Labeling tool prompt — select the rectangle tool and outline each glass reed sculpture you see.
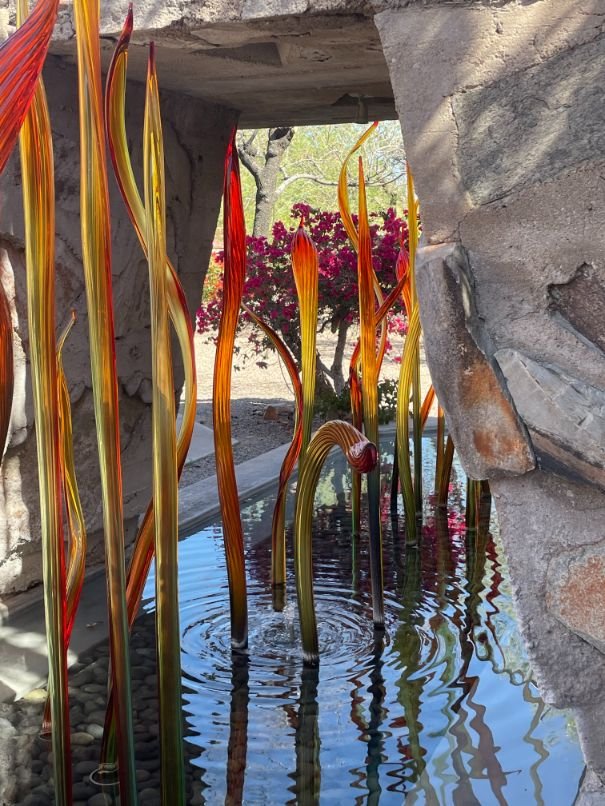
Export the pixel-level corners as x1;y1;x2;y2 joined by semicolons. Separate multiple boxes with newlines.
73;0;137;795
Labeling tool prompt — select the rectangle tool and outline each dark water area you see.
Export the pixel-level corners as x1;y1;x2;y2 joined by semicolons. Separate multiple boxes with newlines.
142;439;584;805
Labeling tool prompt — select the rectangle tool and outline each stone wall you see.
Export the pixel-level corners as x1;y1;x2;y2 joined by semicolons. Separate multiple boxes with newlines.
375;0;605;785
0;56;235;600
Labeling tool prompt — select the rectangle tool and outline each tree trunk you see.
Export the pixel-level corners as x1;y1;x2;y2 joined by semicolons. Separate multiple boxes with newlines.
238;127;295;238
330;320;349;394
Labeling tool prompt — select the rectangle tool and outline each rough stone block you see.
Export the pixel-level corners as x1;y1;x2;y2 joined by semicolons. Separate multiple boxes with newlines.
496;350;605;492
416;242;535;480
453;35;605;206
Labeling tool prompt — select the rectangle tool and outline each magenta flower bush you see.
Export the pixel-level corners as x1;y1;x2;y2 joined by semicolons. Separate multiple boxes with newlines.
197;204;409;392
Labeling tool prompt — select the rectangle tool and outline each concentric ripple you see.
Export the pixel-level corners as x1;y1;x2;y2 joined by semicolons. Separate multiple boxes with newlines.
140;438;584;804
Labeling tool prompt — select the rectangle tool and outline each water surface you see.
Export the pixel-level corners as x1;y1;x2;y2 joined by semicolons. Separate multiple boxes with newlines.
143;439;584;804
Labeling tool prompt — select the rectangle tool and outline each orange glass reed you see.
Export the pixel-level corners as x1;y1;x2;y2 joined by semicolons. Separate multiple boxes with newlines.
0;281;12;459
42;312;87;735
294;421;377;664
16;0;71;798
241;303;302;594
357;157;384;627
144;43;185;803
73;0;137;797
291;221;319;462
337;122;387;538
102;9;196;768
349;242;409;533
0;0;59;174
214;132;248;650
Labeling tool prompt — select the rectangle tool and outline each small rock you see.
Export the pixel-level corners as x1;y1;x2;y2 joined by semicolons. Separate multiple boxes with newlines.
139;787;161;806
21;795;51;806
72;732;94;746
87;710;108;724
86;723;105;740
23;689;48;703
73;781;96;800
136;769;151;783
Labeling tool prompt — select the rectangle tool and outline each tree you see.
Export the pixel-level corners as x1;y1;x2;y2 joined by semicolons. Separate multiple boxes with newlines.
237;122;406;237
237;127;295;237
197;204;408;394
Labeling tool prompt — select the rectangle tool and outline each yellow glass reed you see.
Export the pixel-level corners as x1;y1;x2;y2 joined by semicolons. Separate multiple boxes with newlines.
357;157;384;627
105;6;196;626
17;0;70;797
396;166;423;543
0;281;12;459
144;43;185;803
396;306;421;543
73;0;137;797
407;167;423;517
42;313;87;735
294;420;377;664
242;303;302;594
214;133;248;650
101;11;196;768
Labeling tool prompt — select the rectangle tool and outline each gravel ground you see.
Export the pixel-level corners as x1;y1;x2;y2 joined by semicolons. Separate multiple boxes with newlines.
0;612;206;806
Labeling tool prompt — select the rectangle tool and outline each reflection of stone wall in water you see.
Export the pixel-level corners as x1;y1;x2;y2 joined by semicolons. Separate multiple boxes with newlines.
1;0;604;791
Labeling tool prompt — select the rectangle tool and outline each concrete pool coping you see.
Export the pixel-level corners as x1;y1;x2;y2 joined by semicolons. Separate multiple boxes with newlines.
0;419;434;702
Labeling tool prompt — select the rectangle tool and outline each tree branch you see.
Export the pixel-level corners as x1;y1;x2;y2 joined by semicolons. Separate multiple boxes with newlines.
237;143;262;186
276;171;405;196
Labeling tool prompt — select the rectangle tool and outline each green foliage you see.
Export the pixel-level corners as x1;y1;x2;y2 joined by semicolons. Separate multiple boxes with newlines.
315;384;351;421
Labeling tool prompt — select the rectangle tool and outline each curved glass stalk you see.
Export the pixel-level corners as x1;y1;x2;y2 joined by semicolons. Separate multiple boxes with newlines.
357;158;384;627
42;312;87;736
0;282;12;459
144;43;185;803
242;303;302;596
73;0;137;797
214;131;248;650
294;420;377;664
16;0;70;797
0;0;59;174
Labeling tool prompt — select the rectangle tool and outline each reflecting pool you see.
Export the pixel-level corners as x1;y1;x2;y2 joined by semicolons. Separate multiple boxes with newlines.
143;438;584;804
